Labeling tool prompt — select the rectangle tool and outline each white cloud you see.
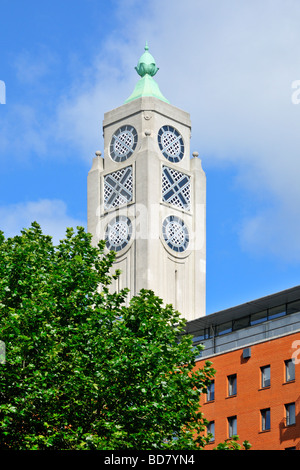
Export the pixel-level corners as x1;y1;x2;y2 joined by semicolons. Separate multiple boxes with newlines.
56;0;300;261
2;0;300;261
123;0;300;262
0;199;85;244
53;42;139;158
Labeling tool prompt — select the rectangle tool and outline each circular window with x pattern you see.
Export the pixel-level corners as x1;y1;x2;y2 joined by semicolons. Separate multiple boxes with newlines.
110;125;138;162
158;125;184;163
162;215;189;253
105;216;132;252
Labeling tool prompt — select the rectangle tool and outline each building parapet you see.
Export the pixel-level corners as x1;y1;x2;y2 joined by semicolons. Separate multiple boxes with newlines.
185;285;300;359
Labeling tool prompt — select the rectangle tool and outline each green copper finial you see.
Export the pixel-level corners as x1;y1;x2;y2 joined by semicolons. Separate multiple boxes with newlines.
124;43;169;104
135;42;159;78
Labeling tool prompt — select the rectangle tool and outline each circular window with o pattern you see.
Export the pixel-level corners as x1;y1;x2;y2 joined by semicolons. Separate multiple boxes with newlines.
105;216;132;252
162;215;189;253
110;125;138;162
158;125;184;163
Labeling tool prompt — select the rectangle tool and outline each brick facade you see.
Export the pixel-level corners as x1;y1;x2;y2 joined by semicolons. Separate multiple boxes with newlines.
196;332;300;450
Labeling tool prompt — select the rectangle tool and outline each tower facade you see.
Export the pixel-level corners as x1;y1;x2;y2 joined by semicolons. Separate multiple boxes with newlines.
88;45;206;321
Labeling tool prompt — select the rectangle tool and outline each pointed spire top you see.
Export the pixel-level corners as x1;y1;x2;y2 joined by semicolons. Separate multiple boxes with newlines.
124;43;169;104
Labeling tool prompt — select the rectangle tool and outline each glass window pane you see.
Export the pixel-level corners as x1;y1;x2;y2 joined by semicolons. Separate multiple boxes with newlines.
250;310;267;325
261;366;270;387
261;408;270;431
207;381;215;401
286;403;296;426
269;305;286;320
228;416;237;437
287;300;300;314
207;421;215;441
233;316;250;330
228;374;237;396
217;321;232;335
193;330;205;342
285;359;295;382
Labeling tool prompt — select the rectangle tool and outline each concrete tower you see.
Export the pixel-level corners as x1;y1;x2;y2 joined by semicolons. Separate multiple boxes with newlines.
88;45;206;321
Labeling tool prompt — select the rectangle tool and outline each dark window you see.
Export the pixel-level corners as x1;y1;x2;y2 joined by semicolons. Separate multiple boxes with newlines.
192;327;210;341
261;365;270;388
285;359;295;382
250;310;267;325
228;416;237;437
269;305;286;320
287;300;300;314
233;316;250;331
217;321;232;335
207;380;215;402
193;332;205;342
285;403;296;426
261;408;271;431
207;421;215;442
228;374;237;396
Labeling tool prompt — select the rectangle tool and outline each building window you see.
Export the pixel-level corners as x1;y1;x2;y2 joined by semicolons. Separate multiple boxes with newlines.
250;309;267;325
104;166;133;210
285;359;295;382
162;216;189;253
207;380;215;402
268;304;286;320
285;403;296;426
233;316;250;330
105;216;132;252
228;374;237;396
162;166;191;211
158;125;184;163
287;300;300;314
217;321;232;335
261;365;270;388
261;408;271;431
228;416;237;438
207;421;215;442
110;125;138;162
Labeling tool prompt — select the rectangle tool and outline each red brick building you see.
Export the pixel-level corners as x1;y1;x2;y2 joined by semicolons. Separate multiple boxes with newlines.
186;286;300;450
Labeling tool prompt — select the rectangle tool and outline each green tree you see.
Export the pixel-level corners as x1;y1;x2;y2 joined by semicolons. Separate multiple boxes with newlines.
214;435;252;450
0;222;215;449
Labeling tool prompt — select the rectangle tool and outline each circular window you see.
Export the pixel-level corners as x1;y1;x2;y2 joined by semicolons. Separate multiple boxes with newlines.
162;215;189;253
110;125;138;162
105;216;132;252
158;125;184;163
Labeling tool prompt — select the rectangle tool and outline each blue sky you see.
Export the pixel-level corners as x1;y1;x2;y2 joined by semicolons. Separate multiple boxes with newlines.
1;0;300;315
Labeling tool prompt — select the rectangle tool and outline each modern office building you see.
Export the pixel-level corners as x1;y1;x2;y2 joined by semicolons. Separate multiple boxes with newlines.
186;285;300;450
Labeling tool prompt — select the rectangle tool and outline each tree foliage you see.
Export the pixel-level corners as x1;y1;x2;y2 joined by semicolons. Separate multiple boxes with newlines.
213;435;251;450
0;222;218;450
